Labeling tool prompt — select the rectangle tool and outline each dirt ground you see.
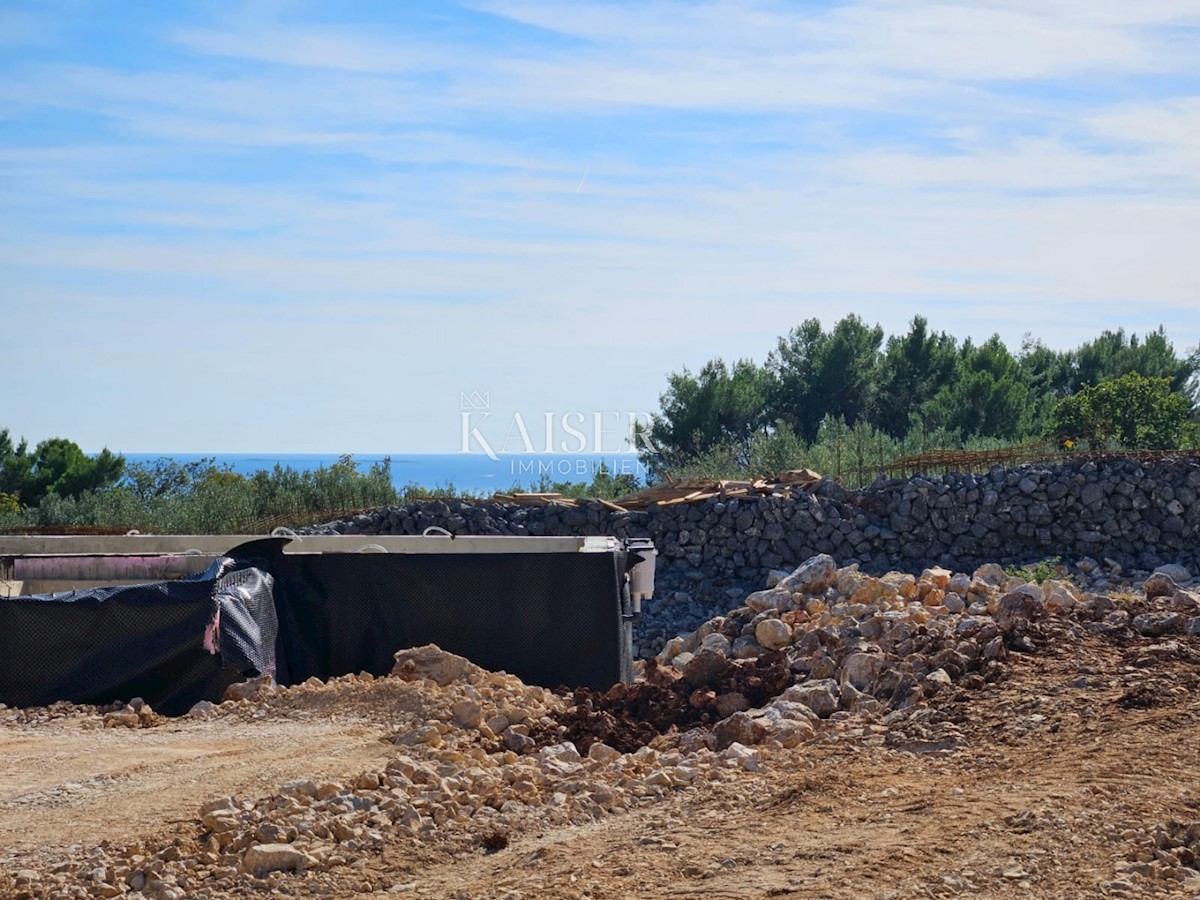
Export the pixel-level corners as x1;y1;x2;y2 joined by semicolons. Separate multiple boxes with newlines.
2;621;1199;900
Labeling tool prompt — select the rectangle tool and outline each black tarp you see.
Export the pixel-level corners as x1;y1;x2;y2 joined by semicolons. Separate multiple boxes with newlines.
226;538;628;691
0;558;277;715
0;538;631;713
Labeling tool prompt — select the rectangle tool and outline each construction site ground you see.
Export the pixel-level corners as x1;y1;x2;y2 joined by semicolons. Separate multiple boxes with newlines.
3;621;1199;899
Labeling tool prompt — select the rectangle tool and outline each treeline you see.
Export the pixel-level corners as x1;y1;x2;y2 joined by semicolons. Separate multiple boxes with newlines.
643;318;1200;481
0;432;642;532
0;439;403;532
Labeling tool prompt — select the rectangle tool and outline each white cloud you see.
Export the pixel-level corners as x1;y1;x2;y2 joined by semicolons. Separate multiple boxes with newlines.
1;0;1198;451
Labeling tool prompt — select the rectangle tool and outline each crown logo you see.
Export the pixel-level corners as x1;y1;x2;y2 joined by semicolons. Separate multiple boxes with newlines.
460;390;490;410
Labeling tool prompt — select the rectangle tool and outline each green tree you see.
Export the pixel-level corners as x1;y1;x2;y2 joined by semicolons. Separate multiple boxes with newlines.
1070;328;1198;399
870;315;959;438
0;430;124;506
1050;372;1195;450
767;315;884;442
927;336;1031;440
765;318;824;442
646;358;774;472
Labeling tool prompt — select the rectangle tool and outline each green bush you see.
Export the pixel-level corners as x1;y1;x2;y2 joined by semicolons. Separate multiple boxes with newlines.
0;454;400;534
1004;557;1064;585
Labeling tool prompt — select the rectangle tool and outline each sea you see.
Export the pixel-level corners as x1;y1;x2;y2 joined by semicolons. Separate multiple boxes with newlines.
122;452;649;496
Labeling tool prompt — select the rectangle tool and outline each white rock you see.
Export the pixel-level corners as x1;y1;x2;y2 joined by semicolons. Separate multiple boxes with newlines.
241;843;317;877
538;742;582;776
699;633;732;656
973;563;1008;586
187;700;216;718
778;554;838;594
1154;564;1192;584
765;569;791;588
722;742;761;771
755;618;792;651
587;741;621;763
839;652;882;692
391;645;478;686
452;699;483;728
781;679;839;719
746;589;790;612
941;593;966;613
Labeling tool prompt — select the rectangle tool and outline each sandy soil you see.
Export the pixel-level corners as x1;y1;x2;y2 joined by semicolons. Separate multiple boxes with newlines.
2;626;1199;898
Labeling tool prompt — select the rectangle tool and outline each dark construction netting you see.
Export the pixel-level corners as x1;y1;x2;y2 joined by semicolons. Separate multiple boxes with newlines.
0;539;631;713
226;539;628;691
0;558;277;716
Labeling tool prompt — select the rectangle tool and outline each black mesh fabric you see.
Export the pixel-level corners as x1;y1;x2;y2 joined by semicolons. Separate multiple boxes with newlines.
227;540;628;691
0;558;277;715
1;539;630;713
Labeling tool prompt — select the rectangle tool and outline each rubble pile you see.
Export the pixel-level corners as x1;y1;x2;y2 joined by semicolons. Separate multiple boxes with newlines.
2;555;1199;898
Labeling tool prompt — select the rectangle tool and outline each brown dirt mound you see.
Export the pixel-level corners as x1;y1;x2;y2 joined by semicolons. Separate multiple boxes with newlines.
533;653;793;753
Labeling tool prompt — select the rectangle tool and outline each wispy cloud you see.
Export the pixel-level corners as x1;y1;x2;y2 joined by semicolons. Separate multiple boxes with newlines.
1;1;1197;451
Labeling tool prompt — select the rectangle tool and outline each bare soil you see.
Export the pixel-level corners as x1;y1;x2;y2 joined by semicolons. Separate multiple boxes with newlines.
3;625;1200;898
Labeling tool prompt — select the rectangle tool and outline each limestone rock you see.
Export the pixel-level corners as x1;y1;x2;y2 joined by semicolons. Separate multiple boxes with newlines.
224;674;273;702
782;678;839;718
778;554;838;594
746;589;789;613
1144;572;1178;600
755;618;792;651
241;843;317;877
391;645;478;686
839;652;882;692
996;586;1045;631
1154;564;1192;584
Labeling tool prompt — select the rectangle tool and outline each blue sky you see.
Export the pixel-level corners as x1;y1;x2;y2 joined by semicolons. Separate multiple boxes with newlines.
2;1;1198;453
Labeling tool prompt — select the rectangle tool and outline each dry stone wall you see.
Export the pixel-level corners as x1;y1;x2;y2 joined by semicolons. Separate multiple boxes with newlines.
307;457;1200;654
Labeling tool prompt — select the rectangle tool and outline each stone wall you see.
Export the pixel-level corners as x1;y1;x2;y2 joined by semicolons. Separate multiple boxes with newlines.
310;457;1200;576
305;457;1200;654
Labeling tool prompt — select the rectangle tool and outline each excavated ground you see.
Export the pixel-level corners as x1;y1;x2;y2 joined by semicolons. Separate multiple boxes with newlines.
3;591;1200;898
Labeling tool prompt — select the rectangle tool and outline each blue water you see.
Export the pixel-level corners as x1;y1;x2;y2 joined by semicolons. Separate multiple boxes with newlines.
122;453;649;496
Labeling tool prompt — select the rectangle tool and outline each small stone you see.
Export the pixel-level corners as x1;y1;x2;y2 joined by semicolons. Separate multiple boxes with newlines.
839;653;882;692
1133;613;1183;637
926;668;952;686
996;587;1045;631
782;679;839;719
1153;563;1192;584
941;593;966;613
502;726;535;753
187;700;216;718
678;728;715;754
765;569;791;588
778;554;838;594
223;674;273;702
755;618;792;650
1144;572;1178;600
452;699;483;728
713;692;750;718
721;742;761;771
712;711;766;750
241;844;317;877
391;645;478;686
745;589;789;613
699;632;732;656
587;741;621;763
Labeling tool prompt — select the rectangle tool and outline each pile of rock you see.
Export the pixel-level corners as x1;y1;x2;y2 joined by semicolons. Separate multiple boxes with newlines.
631;555;1199;753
